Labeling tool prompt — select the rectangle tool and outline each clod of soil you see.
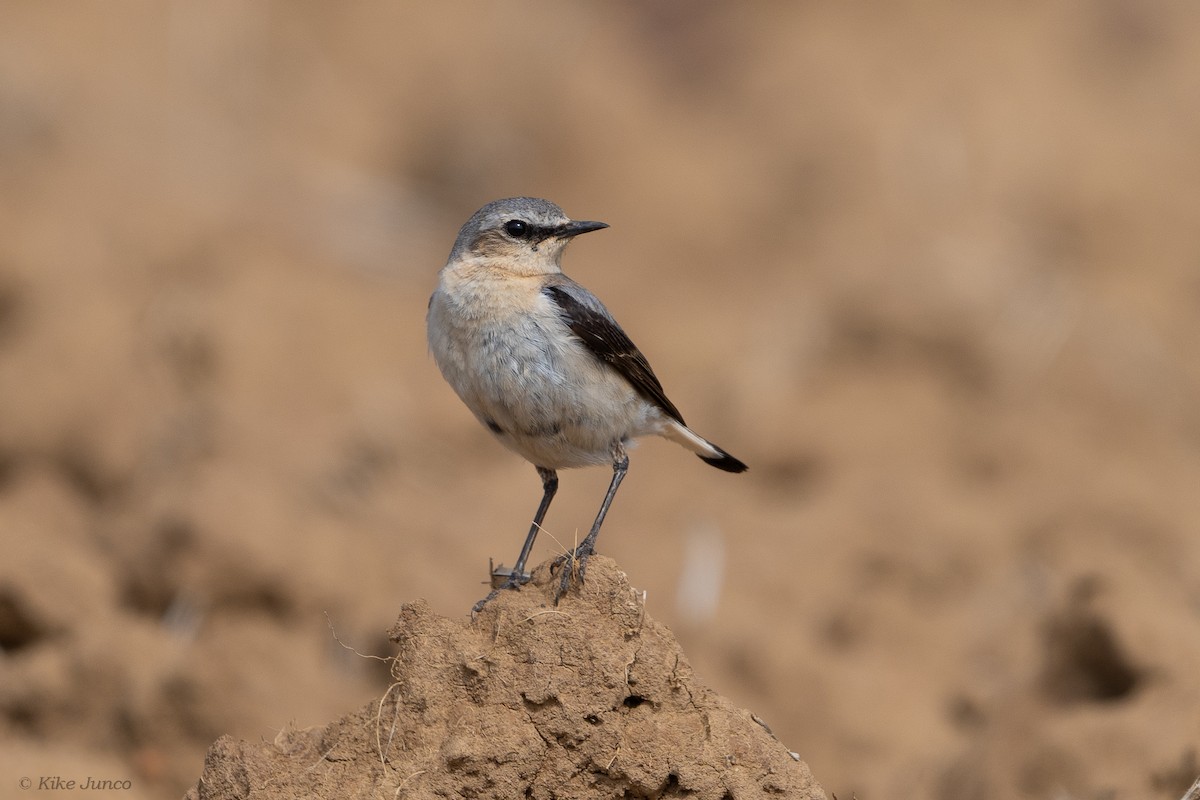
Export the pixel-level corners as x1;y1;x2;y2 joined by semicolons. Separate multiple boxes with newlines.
186;556;825;799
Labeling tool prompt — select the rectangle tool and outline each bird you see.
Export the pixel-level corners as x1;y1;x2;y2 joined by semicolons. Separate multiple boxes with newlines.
426;197;747;611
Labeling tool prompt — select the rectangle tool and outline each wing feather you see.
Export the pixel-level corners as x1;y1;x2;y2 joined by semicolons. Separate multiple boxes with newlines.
542;280;685;425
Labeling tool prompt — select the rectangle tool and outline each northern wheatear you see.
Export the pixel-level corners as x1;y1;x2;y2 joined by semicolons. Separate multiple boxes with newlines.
427;197;746;610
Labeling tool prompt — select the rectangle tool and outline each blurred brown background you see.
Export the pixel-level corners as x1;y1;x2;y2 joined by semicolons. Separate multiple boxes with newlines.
2;3;1199;799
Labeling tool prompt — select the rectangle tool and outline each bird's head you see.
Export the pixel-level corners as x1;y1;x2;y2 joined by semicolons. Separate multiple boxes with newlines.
447;197;608;276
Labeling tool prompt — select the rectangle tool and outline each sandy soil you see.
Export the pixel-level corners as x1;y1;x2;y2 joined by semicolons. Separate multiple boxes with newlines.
187;557;824;799
2;4;1199;799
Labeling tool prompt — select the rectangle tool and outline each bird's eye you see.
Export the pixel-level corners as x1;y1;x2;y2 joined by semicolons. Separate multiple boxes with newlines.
504;220;530;238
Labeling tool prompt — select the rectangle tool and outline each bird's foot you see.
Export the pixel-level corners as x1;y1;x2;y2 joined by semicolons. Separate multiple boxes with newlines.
489;560;533;589
471;562;533;617
552;543;595;603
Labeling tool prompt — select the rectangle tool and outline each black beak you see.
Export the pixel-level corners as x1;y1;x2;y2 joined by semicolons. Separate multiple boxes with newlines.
556;220;609;238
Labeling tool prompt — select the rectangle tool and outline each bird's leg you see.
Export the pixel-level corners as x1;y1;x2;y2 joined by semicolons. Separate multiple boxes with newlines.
473;467;558;615
506;466;558;583
556;444;629;601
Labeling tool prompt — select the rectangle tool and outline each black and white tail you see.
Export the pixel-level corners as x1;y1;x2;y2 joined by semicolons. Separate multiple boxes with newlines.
663;420;748;474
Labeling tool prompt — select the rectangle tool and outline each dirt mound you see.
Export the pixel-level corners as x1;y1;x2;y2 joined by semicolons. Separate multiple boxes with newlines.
186;556;824;799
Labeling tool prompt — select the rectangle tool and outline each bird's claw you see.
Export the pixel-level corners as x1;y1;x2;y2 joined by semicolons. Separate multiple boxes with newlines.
488;560;532;589
471;563;534;617
552;545;594;603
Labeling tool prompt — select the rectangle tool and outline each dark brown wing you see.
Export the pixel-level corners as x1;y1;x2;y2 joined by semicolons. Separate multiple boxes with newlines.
543;281;685;425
